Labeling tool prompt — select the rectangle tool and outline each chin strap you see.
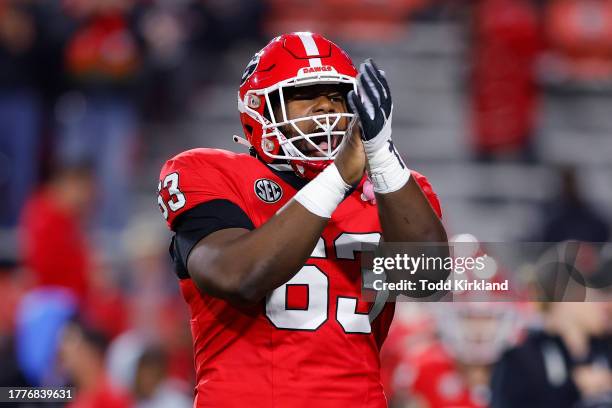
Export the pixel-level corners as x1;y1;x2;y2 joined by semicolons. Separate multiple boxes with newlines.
232;135;252;148
233;135;259;157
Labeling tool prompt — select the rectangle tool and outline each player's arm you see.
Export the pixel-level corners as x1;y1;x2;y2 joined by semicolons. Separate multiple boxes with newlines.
177;141;364;306
186;203;324;305
374;176;446;243
348;59;447;244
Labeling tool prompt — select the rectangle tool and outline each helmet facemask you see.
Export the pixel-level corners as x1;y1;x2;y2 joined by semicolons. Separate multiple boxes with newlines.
241;75;358;168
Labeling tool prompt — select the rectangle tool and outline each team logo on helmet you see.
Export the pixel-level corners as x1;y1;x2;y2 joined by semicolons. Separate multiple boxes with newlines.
240;51;262;86
254;178;283;203
299;65;334;75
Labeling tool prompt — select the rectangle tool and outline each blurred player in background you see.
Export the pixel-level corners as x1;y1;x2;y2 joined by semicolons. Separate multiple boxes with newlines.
491;246;612;408
157;32;447;407
384;303;524;408
491;300;612;408
420;301;525;408
58;318;132;408
20;162;96;303
383;281;528;407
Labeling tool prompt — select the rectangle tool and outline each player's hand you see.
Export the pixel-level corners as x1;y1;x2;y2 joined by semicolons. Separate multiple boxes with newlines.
348;59;392;151
573;365;612;397
334;123;365;186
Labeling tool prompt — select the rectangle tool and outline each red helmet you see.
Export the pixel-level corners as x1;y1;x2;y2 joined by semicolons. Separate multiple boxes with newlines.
238;32;358;179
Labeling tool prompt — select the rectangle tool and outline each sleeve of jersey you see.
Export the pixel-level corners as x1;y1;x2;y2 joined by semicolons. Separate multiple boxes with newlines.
159;152;255;278
411;170;443;219
158;152;251;230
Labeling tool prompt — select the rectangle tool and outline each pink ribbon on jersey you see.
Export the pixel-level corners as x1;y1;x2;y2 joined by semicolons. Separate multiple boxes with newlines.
361;179;376;205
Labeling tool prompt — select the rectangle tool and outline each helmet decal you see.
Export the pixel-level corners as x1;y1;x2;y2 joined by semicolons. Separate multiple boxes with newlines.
296;31;323;66
240;51;261;86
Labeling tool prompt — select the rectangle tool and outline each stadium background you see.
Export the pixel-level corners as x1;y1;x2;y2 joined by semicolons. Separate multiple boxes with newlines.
1;0;611;406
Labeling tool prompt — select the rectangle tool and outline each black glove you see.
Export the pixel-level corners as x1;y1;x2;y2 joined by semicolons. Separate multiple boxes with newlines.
348;58;409;194
348;58;392;148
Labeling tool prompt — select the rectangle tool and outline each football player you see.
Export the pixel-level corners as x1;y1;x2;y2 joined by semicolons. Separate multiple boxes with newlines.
157;32;447;407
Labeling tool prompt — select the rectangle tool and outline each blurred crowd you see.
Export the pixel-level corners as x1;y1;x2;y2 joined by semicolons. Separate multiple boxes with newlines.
0;0;268;235
382;299;612;408
1;0;612;407
1;0;268;406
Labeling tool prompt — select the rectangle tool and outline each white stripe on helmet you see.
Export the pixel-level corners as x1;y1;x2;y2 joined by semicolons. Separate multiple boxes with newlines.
296;32;322;67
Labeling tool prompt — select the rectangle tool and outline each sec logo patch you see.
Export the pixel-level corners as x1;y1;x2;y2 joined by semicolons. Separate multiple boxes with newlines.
254;179;283;203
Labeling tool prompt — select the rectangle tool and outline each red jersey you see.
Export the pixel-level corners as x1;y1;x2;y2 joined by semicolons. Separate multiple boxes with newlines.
20;189;90;301
394;341;487;408
158;148;441;408
67;377;132;408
